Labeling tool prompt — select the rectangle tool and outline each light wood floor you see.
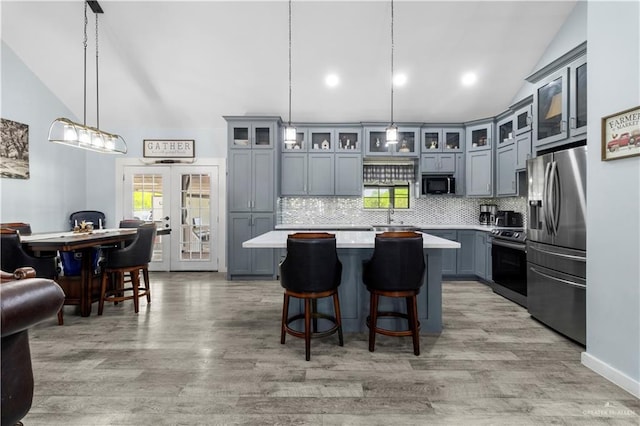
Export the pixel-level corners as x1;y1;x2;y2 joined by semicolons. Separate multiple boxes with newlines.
24;273;639;425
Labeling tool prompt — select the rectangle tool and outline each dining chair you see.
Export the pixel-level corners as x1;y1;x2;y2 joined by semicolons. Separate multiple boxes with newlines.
98;223;156;315
362;231;426;355
69;210;106;229
280;232;343;361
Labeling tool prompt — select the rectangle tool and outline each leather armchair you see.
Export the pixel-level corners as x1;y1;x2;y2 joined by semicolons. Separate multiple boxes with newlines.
1;267;65;426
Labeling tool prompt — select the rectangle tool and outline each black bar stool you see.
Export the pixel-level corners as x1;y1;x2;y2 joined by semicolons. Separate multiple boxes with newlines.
363;231;426;355
280;232;343;361
98;223;156;315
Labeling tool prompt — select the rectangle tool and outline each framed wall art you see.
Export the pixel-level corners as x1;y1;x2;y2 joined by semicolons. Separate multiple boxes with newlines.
0;118;30;179
601;105;640;161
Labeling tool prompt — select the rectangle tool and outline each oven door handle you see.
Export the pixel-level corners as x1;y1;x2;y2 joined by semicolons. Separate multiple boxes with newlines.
491;239;526;252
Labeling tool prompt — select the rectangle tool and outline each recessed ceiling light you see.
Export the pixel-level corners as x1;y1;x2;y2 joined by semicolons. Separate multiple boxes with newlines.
461;72;477;87
393;73;407;87
325;73;339;88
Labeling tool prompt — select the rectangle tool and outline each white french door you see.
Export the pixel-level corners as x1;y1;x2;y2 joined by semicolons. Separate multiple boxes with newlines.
122;165;219;271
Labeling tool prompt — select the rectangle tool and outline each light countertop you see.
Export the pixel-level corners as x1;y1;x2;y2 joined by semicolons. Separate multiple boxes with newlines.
243;230;461;249
275;223;501;232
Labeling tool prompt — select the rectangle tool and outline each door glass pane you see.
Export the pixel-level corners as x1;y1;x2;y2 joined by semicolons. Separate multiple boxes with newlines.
575;63;587;128
471;128;488;147
537;76;563;140
131;173;164;262
499;121;513;144
444;132;460;150
180;173;211;261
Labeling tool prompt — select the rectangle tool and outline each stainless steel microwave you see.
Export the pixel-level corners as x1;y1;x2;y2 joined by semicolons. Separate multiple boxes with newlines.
422;175;456;195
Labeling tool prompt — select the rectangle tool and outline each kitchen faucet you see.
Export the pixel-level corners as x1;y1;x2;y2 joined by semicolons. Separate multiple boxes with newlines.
387;202;395;225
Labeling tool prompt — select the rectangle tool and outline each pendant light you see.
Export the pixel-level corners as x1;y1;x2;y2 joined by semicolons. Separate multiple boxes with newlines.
48;1;126;154
385;0;398;145
283;0;297;146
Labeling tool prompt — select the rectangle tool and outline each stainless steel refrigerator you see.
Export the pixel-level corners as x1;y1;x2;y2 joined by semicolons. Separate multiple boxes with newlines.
527;145;587;345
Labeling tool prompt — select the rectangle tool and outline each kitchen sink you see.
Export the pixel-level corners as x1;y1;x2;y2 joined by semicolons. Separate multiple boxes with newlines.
370;225;418;232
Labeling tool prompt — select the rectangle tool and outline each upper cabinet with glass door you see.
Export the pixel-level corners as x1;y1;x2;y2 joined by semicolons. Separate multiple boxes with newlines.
228;119;277;149
569;56;587;138
465;120;493;152
336;127;362;153
530;44;587;149
364;125;419;157
422;127;464;153
281;127;308;152
496;114;515;148
308;128;335;152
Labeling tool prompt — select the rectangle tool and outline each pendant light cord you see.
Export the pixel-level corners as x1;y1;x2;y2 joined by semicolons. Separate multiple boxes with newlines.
83;1;88;126
288;0;292;126
95;12;100;130
390;0;394;125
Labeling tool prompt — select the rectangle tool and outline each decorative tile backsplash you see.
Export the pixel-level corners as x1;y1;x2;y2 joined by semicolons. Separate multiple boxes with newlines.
279;196;527;226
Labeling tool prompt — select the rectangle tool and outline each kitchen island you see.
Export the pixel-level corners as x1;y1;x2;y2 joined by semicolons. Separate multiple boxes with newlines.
243;230;460;334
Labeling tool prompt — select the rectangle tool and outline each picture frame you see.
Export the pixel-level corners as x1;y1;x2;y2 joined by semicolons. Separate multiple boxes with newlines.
0;118;30;179
143;139;195;158
601;105;640;161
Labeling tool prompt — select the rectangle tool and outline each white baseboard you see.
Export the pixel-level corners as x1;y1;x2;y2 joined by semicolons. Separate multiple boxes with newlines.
581;351;640;398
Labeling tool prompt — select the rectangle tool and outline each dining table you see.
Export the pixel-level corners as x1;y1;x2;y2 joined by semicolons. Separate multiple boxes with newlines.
20;228;169;317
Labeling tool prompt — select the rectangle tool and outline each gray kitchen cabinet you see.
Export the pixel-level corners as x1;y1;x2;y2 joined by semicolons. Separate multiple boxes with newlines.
425;230;458;276
226;116;279;279
228;213;275;277
229;150;275;211
456;230;476;275
496;144;517;196
421;127;464;152
454;153;465;195
496;114;515;149
420;153;455;174
308;154;335;195
466;121;493;152
530;45;586;149
474;231;488;279
227;120;276;149
514;102;533;136
335;153;362;196
515;132;532;171
281;153;307;195
465;150;493;197
280;153;335;196
364;125;420;157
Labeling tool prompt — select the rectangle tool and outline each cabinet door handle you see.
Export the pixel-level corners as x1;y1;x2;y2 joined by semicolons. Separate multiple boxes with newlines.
561;120;567;132
570;117;576;129
527;115;532;126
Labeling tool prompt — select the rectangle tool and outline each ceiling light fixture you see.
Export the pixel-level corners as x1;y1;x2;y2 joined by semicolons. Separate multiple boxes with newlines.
461;71;477;87
283;0;297;147
385;0;398;145
325;73;339;88
48;1;126;154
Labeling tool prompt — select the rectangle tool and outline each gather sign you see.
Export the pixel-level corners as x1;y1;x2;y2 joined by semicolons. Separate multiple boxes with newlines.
143;139;195;158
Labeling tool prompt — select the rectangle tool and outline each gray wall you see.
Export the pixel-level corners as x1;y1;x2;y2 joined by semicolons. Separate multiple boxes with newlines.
1;42;86;231
585;0;640;393
1;42;227;229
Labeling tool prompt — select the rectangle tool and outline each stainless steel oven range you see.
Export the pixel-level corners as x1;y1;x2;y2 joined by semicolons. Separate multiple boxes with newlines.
490;228;527;308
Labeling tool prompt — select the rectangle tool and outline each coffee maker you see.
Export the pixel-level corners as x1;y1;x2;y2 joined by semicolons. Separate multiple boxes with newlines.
479;204;497;225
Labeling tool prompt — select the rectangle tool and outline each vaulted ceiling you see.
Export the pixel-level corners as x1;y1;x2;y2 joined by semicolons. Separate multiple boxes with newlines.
2;1;577;130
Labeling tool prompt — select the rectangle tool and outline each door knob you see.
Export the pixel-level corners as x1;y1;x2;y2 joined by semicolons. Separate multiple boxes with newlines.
164;216;169;220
